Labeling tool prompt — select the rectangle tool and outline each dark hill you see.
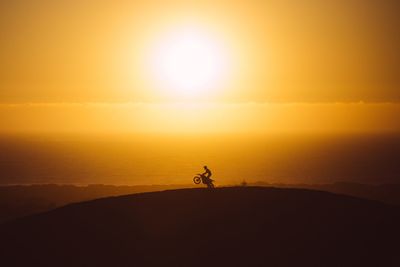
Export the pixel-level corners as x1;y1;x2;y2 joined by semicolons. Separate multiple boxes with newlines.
0;187;399;267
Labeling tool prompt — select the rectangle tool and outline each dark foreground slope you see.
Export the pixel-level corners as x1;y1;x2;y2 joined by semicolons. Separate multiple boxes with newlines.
0;187;399;267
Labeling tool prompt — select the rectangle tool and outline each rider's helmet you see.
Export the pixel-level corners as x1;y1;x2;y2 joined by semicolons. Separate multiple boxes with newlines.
203;165;208;169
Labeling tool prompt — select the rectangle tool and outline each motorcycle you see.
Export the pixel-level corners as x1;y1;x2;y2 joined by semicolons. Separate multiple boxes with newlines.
193;173;215;188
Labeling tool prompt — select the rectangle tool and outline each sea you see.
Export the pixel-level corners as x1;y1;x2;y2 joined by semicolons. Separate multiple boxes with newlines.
0;133;399;185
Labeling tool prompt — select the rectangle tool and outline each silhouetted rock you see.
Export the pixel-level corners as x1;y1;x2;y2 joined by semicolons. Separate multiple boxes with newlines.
0;187;399;267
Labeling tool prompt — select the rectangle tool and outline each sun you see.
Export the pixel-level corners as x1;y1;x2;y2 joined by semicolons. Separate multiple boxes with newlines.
148;26;230;98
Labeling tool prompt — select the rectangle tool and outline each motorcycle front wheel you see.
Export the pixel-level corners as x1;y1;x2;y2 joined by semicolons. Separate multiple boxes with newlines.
193;176;202;184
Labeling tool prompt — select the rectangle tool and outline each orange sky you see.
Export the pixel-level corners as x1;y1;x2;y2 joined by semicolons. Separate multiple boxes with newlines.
0;0;399;133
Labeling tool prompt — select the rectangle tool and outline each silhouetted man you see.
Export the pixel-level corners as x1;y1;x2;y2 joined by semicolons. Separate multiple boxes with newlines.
202;166;212;181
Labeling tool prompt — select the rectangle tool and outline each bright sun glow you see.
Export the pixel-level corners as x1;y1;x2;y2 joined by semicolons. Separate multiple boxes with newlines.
148;26;230;98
